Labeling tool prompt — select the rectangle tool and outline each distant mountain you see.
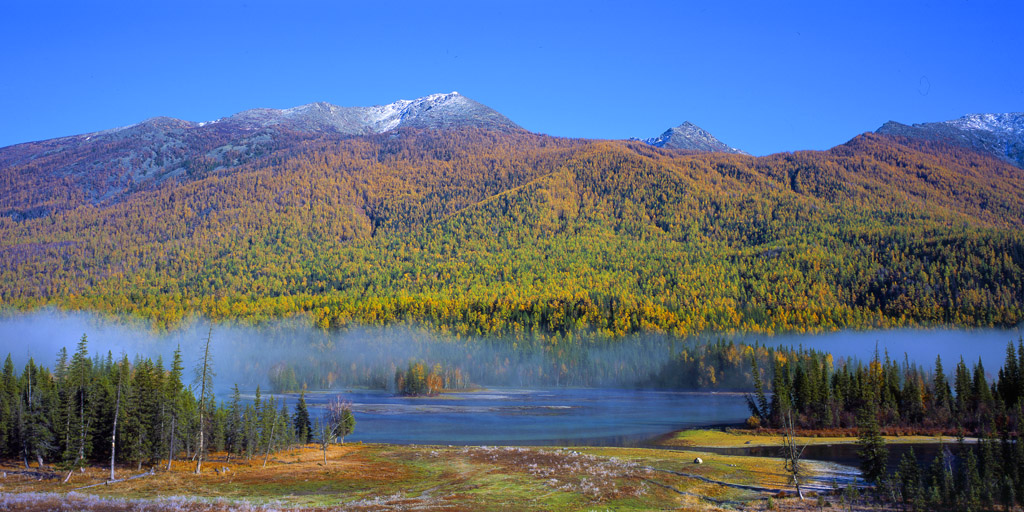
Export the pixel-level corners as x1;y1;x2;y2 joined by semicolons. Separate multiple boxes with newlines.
0;93;522;218
3;93;1024;337
876;112;1024;168
3;122;1024;335
640;122;746;154
212;92;521;134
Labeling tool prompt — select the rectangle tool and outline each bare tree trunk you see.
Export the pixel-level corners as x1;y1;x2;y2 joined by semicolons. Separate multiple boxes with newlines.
195;329;212;475
24;370;32;469
110;377;122;481
322;424;329;465
262;418;277;469
782;410;806;500
166;417;175;471
64;411;71;462
77;392;86;464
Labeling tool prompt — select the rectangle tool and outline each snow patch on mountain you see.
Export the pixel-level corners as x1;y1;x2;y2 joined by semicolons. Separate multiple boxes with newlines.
877;112;1024;168
214;92;519;134
641;121;746;154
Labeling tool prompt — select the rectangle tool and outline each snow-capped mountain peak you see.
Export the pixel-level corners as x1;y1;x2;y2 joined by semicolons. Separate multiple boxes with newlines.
877;112;1024;168
944;113;1024;134
214;91;515;135
641;121;746;154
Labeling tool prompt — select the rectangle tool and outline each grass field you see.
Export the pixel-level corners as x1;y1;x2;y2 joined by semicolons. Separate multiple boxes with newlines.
0;441;866;511
660;428;963;449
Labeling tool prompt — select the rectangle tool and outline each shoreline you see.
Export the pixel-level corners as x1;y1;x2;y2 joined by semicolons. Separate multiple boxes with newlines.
656;427;976;449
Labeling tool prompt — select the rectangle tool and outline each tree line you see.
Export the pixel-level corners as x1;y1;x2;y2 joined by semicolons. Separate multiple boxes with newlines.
0;334;353;473
750;339;1024;510
747;339;1024;435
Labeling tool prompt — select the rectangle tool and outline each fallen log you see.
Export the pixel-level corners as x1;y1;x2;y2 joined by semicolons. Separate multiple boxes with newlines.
72;468;156;491
1;470;60;480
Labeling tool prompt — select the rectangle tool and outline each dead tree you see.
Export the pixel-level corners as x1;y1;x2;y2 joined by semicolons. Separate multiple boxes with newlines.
781;410;807;500
262;416;277;469
194;329;214;475
110;363;123;481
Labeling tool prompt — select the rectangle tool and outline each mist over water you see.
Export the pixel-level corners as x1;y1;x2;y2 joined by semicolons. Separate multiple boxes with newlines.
1;310;1020;394
3;310;1022;445
0;310;686;393
738;327;1024;375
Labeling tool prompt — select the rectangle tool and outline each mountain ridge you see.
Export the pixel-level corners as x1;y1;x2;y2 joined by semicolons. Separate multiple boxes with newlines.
876;112;1024;168
207;91;522;134
1;125;1022;333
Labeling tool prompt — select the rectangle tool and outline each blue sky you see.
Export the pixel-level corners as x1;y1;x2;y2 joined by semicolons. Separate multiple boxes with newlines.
2;1;1022;155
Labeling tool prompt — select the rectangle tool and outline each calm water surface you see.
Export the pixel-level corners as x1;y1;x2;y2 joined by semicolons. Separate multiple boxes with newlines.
692;441;966;471
289;388;751;446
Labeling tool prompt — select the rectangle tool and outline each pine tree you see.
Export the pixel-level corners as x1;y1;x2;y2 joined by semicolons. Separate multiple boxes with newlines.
258;394;276;456
65;334;93;466
164;345;184;470
969;359;994;429
338;407;356;444
227;384;243;459
954;357;972;421
1014;428;1024;511
23;359;55;469
277;400;292;449
770;359;792;425
932;355;952;422
979;436;998;509
210;399;227;454
293;389;312;444
0;355;16;457
961;448;981;510
1018;338;1024;408
896;448;921;509
857;403;888;483
246;386;262;458
121;357;146;470
998;341;1021;408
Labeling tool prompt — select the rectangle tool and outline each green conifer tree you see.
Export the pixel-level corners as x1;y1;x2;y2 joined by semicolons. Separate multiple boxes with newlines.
293;389;312;444
64;334;93;466
857;403;888;483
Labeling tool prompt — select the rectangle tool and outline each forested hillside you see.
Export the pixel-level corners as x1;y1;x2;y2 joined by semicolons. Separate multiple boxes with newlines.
1;127;1022;336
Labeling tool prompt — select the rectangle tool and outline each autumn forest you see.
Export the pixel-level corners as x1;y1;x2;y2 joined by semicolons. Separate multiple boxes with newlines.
0;128;1021;344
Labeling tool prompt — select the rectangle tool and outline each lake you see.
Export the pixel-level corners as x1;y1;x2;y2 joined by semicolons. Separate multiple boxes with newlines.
2;312;1020;448
690;441;965;471
286;387;751;446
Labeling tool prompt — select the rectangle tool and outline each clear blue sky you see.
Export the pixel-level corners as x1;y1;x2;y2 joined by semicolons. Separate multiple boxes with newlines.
2;1;1022;155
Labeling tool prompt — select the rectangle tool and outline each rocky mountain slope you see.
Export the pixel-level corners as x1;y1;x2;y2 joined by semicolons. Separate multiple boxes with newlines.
0;93;521;219
877;112;1024;168
211;91;520;134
